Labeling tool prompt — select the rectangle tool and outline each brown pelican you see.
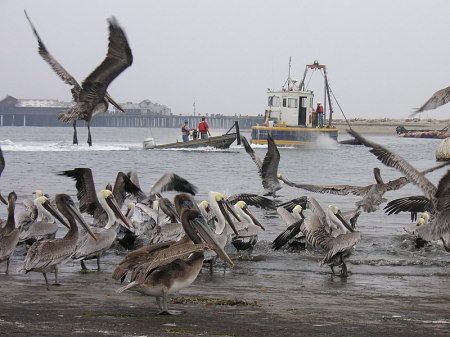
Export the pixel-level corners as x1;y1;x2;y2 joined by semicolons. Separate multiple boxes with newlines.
411;86;450;115
230;200;266;252
148;172;198;202
114;208;233;315
403;212;433;248
25;11;132;146
0;192;19;274
279;161;450;213
72;189;133;271
241;134;282;197
19;196;63;245
348;129;450;251
300;197;361;276
59;168;143;227
18;194;97;288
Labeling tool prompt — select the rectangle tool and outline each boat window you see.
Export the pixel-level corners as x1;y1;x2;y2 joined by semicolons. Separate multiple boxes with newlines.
268;96;280;107
288;98;298;108
283;98;287;107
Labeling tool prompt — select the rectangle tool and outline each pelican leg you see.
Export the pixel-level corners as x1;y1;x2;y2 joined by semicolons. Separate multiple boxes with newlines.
330;265;335;275
157;289;181;315
97;256;101;271
43;272;50;290
72;121;78;145
53;266;60;285
87;122;92;147
5;258;10;275
80;260;88;270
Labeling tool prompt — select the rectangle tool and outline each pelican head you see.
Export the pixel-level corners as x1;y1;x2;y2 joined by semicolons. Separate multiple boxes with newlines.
329;205;354;233
293;204;303;214
33;190;44;197
420;212;430;223
125;202;135;217
34;195;69;228
235;200;265;230
98;189;133;231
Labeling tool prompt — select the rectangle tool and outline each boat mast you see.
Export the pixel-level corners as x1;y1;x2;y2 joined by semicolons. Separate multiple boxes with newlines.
283;56;292;90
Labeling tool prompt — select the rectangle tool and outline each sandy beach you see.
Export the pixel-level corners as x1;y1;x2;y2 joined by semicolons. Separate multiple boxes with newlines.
1;251;449;337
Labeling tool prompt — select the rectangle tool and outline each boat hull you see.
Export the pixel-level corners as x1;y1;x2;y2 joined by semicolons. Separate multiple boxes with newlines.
143;133;237;150
251;125;338;146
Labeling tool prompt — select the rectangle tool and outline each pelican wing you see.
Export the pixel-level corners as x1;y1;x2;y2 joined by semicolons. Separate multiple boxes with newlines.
150;172;198;198
78;17;133;104
59;168;104;220
24;11;81;98
306;197;328;226
347;129;437;200
434;169;450;212
261;134;281;191
228;193;275;209
277;196;308;212
280;175;369;196
321;232;361;265
0;146;4;178
72;228;116;260
384;195;433;215
112;171;146;209
112;241;175;281
272;219;303;250
300;214;330;248
412;86;450;114
241;136;262;171
21;239;74;272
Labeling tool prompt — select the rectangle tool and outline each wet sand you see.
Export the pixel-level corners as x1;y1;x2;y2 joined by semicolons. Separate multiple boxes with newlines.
1;253;449;337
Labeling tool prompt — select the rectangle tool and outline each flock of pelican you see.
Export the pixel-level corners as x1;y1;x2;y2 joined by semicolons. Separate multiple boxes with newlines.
1;12;449;316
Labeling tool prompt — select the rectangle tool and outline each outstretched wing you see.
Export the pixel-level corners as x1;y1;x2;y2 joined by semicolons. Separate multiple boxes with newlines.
150;172;198;198
241;136;262;172
261;134;280;190
24;10;81;99
78;17;133;104
412;86;450;114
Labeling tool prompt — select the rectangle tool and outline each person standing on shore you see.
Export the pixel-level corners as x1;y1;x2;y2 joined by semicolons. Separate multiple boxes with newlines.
198;117;211;139
181;119;196;142
316;102;324;128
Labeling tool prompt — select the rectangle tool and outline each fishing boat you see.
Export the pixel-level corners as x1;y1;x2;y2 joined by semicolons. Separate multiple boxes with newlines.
251;60;339;146
396;125;450;139
143;121;240;150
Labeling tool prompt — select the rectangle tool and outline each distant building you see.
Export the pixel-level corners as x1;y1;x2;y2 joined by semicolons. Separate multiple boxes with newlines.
0;95;171;116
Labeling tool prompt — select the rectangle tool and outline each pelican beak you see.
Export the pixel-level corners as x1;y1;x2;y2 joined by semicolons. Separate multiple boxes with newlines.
242;206;265;230
217;199;239;235
66;201;97;240
42;199;70;229
105;92;124;112
0;193;7;205
183;209;233;266
334;209;354;233
105;194;133;231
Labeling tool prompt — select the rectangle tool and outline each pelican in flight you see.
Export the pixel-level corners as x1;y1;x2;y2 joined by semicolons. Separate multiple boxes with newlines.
241;134;282;197
0;192;19;274
410;86;450;115
25;11;133;146
18;194;97;288
348;129;450;252
279;161;450;213
114;208;233;315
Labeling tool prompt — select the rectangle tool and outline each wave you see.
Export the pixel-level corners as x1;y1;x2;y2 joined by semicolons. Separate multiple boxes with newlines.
0;142;134;152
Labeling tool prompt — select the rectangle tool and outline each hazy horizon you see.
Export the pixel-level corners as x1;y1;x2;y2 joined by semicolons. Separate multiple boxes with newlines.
1;0;449;120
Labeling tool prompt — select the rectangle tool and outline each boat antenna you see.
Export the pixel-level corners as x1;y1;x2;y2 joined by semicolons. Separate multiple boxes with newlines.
193;98;196;116
283;57;292;90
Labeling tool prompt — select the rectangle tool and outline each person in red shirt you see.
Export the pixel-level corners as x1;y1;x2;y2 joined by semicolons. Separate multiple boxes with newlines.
316;102;324;128
198;117;211;139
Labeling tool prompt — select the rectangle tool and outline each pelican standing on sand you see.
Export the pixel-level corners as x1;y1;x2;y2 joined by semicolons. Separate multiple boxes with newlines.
348;129;450;252
18;194;97;288
25;11;133;146
0;192;19;274
114;208;233;315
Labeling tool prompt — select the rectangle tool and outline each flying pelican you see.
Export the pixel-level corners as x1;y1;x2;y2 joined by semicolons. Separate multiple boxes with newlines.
72;189;133;271
59;168;144;227
230;200;266;252
410;86;450;115
348;129;450;251
114;208;233;315
147;172;198;202
19;196;64;245
25;11;133;146
279;161;450;213
241;134;282;197
18;194;97;288
0;192;19;274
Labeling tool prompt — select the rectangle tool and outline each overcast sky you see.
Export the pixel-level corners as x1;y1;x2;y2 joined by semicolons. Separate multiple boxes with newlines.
1;0;449;120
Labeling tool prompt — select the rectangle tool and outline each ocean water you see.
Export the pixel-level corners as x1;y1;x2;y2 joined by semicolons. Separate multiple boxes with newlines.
0;126;449;299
